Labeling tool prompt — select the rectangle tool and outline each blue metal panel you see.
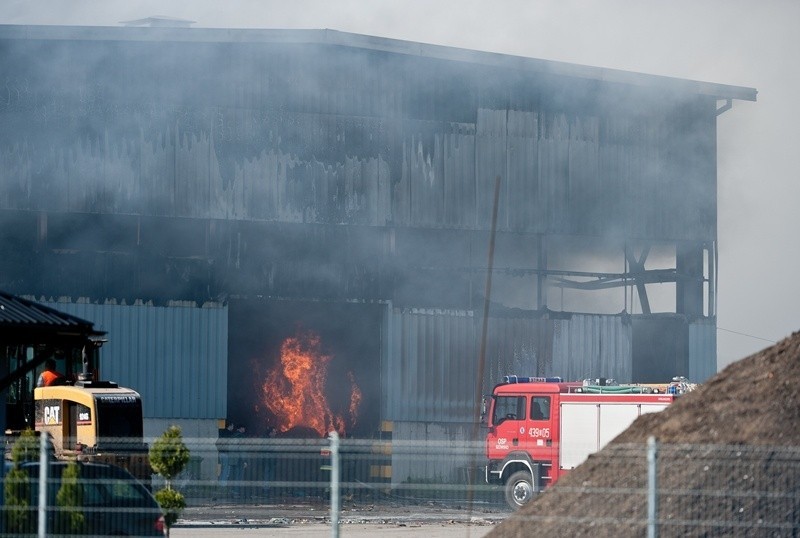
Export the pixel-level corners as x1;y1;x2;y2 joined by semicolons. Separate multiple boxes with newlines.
483;314;631;386
484;316;553;389
689;319;717;382
551;314;632;382
43;300;228;420
385;308;711;428
387;308;476;423
389;309;635;423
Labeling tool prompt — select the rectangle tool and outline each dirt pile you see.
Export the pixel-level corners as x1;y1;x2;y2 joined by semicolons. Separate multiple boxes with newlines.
488;331;800;537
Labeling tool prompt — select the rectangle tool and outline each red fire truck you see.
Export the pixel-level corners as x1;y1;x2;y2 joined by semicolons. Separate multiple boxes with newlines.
485;376;691;509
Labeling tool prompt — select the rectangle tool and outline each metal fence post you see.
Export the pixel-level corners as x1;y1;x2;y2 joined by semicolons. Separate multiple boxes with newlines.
647;436;658;538
329;431;340;538
38;433;48;538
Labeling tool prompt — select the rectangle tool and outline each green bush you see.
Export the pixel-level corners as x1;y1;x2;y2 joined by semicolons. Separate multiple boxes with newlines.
9;428;39;464
149;425;190;485
150;425;190;535
154;487;186;528
2;429;39;534
54;460;85;534
3;465;33;534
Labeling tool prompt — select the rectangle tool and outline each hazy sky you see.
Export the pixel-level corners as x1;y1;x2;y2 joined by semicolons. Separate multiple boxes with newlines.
3;0;798;370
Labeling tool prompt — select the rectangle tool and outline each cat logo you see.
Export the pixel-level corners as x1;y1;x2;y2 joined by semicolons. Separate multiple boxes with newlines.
43;405;61;425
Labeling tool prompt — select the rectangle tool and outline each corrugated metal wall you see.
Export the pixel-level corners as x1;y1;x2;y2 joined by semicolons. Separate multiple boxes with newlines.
0;30;724;439
391;421;474;485
42;300;228;420
0;108;713;242
387;308;637;424
385;308;643;485
386;308;477;423
0;34;717;242
551;315;633;382
484;314;632;386
689;318;717;382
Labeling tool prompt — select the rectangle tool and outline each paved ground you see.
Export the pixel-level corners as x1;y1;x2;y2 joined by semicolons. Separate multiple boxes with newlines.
172;523;494;537
172;498;505;537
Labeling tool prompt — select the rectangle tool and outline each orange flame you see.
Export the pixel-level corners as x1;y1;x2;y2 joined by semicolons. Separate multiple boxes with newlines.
262;330;361;437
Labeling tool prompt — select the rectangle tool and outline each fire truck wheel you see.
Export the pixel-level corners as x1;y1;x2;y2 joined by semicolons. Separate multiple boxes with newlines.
504;470;535;510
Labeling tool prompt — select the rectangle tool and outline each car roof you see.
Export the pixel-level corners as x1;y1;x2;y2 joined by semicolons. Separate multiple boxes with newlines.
11;460;140;480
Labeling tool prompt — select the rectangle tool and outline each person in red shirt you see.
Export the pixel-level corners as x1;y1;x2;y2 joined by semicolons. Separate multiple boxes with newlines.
37;358;65;387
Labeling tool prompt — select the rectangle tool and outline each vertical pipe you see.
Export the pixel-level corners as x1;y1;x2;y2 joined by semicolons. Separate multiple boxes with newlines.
624;242;628;313
466;175;502;535
38;433;48;538
647;436;658;538
329;431;340;538
474;175;501;427
711;240;718;318
537;234;547;311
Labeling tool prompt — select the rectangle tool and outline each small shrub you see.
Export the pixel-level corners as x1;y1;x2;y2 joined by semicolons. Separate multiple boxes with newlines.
149;425;190;485
3;429;39;534
150;425;190;536
9;428;39;464
54;460;85;534
154;488;186;528
3;465;33;534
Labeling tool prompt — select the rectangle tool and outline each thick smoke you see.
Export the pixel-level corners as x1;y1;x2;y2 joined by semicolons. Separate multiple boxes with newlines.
0;10;766;404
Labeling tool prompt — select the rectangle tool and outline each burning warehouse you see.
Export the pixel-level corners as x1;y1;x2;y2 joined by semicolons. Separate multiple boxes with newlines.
0;24;755;483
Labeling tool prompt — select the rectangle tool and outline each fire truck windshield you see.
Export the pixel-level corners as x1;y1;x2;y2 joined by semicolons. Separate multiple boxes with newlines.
493;395;526;424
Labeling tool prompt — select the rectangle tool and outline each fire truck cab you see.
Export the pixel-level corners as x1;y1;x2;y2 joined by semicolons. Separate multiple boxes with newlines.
485;376;684;509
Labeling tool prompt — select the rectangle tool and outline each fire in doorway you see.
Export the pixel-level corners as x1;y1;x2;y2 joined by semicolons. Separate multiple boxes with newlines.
260;328;362;437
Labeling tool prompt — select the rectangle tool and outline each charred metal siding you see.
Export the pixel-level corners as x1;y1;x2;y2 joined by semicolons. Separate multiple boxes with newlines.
0;108;717;240
40;300;227;420
0;26;753;434
483;314;632;387
0;28;721;241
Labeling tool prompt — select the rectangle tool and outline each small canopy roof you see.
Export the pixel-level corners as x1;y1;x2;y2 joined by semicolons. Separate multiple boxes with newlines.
0;291;105;394
0;291;105;342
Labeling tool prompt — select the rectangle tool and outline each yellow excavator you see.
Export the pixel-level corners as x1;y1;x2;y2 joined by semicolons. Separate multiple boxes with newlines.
1;293;151;486
34;379;151;486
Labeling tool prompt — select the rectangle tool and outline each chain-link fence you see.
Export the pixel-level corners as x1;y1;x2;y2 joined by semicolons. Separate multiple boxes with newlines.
168;435;494;505
502;441;800;537
2;435;800;536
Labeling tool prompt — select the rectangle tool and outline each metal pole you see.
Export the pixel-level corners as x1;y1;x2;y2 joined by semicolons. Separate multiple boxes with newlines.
467;175;502;521
647;436;658;538
474;175;502;428
38;433;48;538
329;431;340;538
